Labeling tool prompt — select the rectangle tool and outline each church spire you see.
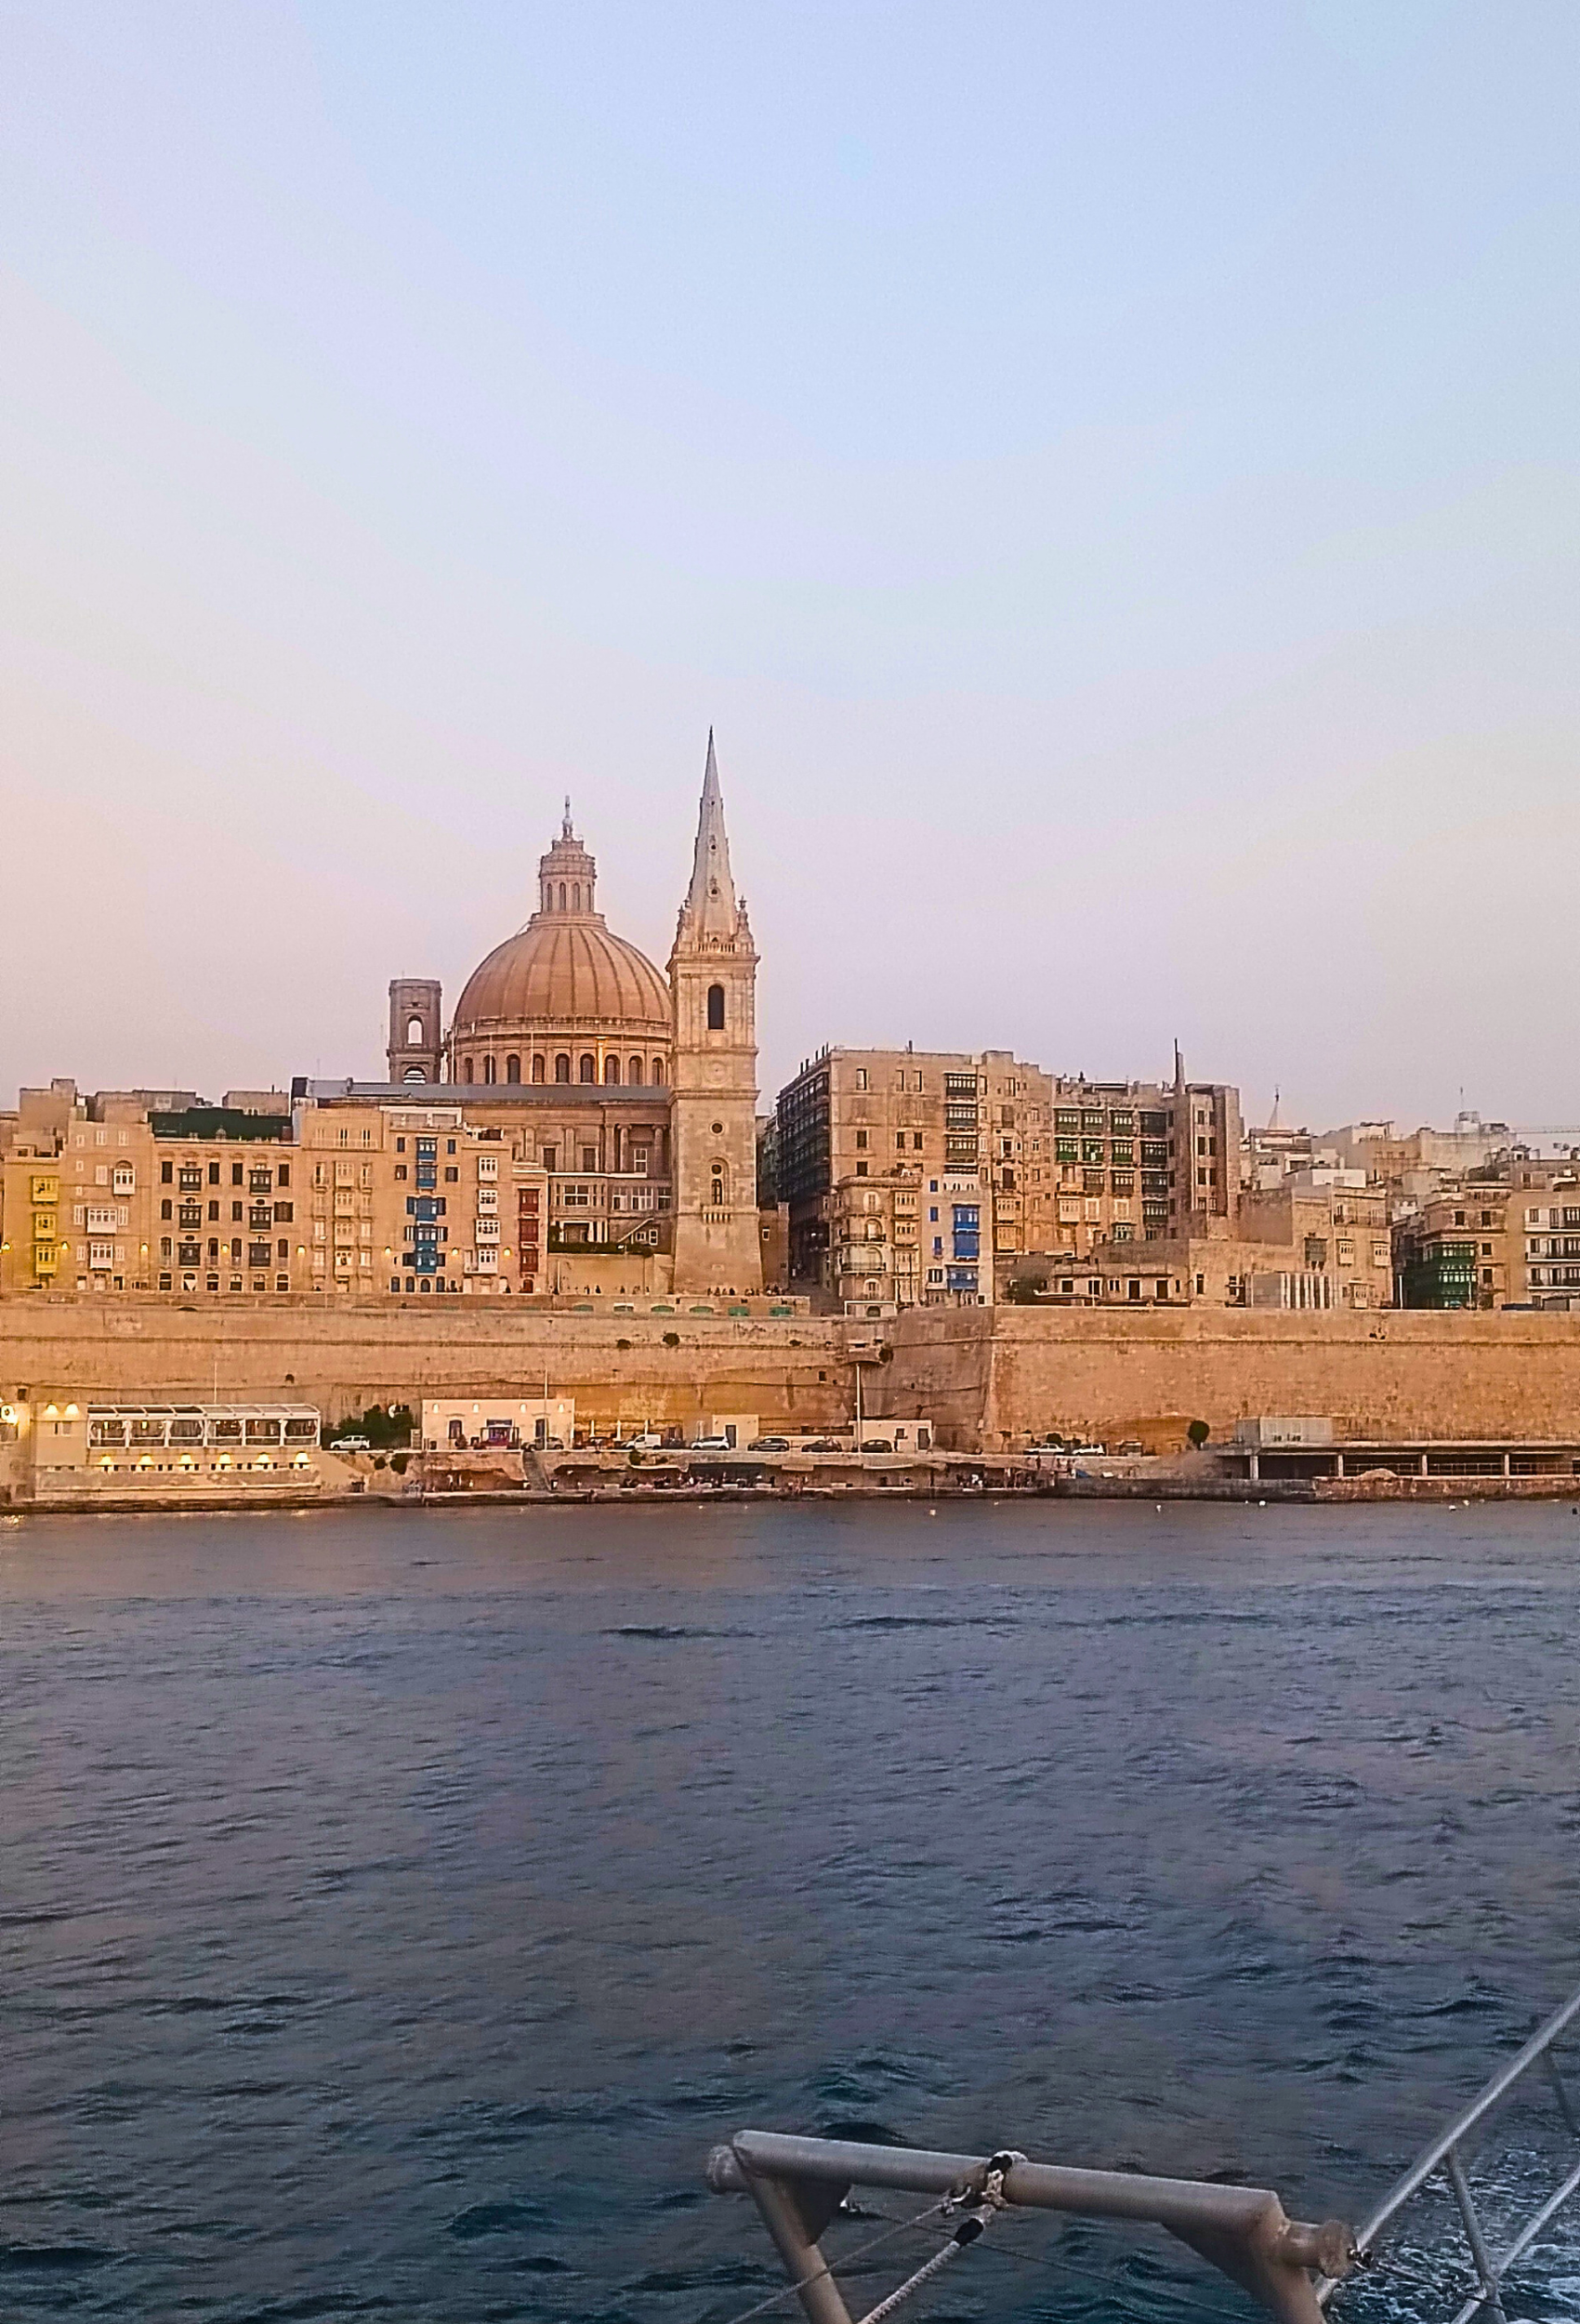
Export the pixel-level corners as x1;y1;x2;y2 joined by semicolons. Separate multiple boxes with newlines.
683;728;741;938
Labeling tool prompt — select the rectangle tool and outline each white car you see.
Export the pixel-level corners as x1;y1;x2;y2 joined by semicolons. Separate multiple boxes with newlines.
331;1433;371;1452
688;1435;732;1452
619;1433;667;1450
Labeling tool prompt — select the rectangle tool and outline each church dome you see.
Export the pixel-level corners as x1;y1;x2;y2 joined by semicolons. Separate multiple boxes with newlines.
453;918;670;1035
449;811;671;1045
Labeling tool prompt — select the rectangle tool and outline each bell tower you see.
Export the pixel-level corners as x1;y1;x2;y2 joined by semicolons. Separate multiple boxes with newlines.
388;978;443;1084
668;733;762;1293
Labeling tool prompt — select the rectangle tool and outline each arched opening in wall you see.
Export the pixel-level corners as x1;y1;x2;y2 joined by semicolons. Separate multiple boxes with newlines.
559;882;567;910
652;1058;665;1086
483;1056;497;1085
711;1163;727;1208
532;1054;546;1083
462;1060;474;1083
572;882;581;910
506;1054;521;1083
628;1055;643;1086
604;1055;620;1084
579;1053;596;1083
403;1067;427;1084
706;984;725;1030
555;1054;571;1083
406;1016;425;1046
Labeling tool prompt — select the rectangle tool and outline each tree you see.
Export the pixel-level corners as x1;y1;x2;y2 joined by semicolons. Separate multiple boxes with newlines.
1187;1419;1210;1449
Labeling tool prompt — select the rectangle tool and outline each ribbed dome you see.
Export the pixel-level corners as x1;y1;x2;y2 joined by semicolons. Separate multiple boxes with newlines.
452;914;671;1037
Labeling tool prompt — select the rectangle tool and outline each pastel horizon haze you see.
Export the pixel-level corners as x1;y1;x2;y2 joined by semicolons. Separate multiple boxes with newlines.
3;2;1576;1132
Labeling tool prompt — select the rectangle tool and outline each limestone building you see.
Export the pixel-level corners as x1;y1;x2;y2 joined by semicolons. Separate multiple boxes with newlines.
774;1045;1241;1308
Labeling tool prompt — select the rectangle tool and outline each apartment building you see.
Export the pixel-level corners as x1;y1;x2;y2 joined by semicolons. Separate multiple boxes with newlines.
0;1080;668;1301
1010;1169;1390;1311
1393;1159;1580;1310
775;1046;1241;1306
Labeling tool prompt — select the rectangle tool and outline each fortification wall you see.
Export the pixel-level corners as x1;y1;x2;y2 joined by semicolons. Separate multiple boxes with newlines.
12;1298;1580;1457
0;1298;852;1432
875;1305;1580;1447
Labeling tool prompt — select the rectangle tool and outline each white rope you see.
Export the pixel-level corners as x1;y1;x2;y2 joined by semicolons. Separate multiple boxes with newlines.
851;2151;1016;2324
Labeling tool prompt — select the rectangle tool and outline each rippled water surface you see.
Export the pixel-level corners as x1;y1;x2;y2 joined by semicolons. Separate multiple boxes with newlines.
5;1500;1580;2323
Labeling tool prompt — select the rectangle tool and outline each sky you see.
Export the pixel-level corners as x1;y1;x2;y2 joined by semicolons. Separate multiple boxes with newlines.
2;1;1576;1131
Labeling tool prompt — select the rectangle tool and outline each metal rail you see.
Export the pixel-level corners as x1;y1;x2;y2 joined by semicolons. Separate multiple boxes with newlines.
707;2129;1357;2324
1319;1977;1580;2321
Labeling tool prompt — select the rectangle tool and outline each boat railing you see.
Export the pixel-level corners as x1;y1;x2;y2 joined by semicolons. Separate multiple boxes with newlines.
1320;1976;1580;2323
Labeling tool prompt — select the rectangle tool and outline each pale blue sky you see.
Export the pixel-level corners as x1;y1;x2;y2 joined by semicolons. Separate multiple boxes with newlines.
3;2;1576;1128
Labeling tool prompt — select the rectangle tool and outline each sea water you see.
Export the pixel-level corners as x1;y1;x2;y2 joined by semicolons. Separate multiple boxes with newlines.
4;1499;1579;2321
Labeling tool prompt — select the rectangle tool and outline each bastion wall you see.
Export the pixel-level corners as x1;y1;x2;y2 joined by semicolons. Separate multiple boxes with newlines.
7;1299;1580;1456
0;1299;853;1432
874;1305;1580;1446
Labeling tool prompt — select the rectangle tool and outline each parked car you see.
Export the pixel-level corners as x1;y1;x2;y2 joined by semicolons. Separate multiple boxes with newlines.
329;1433;371;1452
620;1433;666;1450
688;1435;732;1452
800;1438;843;1453
1072;1442;1106;1457
747;1436;790;1452
857;1438;894;1454
1116;1439;1144;1456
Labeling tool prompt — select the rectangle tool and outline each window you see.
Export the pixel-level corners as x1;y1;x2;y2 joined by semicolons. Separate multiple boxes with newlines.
484;1056;496;1085
856;1161;868;1177
651;1058;665;1086
579;1054;596;1083
706;984;725;1030
604;1054;621;1084
554;1054;571;1083
856;1068;868;1090
627;1056;643;1085
462;1060;474;1082
161;1160;173;1184
506;1054;520;1083
581;1146;598;1171
855;1130;868;1150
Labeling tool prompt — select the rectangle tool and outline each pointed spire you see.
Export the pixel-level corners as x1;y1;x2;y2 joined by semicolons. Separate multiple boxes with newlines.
684;728;739;936
562;794;573;837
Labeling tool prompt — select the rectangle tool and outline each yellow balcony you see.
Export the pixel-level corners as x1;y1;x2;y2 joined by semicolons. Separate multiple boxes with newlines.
31;1176;59;1204
33;1245;58;1274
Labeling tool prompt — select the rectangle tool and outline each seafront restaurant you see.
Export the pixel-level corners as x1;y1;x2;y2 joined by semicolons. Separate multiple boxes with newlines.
10;1398;324;1499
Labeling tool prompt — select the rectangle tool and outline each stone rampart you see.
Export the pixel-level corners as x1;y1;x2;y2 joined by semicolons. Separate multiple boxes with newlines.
11;1298;1580;1455
875;1304;1580;1447
0;1298;852;1432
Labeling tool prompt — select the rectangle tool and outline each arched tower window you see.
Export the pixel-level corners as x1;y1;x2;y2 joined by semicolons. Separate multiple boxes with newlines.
628;1055;643;1086
603;1055;620;1084
711;1162;727;1208
406;1016;425;1046
506;1054;521;1083
462;1059;474;1084
652;1058;665;1086
572;881;581;911
706;984;725;1030
483;1056;497;1085
578;1053;595;1084
532;1054;546;1084
555;1054;571;1083
403;1067;427;1085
